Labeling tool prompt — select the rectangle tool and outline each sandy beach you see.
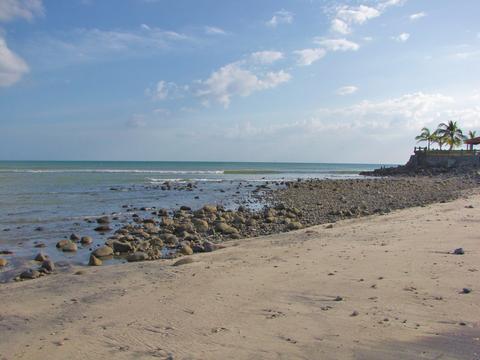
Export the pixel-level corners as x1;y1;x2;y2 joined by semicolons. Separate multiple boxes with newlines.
1;189;479;359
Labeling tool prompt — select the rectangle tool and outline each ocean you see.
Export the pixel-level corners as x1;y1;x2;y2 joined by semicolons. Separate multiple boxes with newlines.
0;161;386;279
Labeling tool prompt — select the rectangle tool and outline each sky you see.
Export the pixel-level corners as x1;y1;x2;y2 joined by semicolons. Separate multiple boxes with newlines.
1;0;479;163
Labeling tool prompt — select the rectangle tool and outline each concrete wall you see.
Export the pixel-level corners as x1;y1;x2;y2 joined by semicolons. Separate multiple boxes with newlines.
408;151;480;168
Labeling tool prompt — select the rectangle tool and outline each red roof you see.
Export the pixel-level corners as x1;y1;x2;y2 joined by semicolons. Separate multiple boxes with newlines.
464;137;480;145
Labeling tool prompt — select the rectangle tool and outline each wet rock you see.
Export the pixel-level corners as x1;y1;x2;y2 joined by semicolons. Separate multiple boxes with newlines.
0;258;7;267
172;257;195;266
191;243;205;253
62;241;78;252
41;260;55;272
180;206;191;211
89;254;102;266
70;233;80;241
34;253;48;262
80;236;93;245
127;252;149;262
94;225;112;232
20;269;40;280
56;239;70;248
112;240;133;253
92;246;113;258
96;216;110;224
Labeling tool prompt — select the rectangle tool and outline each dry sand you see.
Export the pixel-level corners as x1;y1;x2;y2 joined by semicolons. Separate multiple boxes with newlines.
1;192;479;360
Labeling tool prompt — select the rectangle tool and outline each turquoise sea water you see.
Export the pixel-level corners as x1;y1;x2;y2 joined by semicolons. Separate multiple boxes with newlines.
0;161;389;279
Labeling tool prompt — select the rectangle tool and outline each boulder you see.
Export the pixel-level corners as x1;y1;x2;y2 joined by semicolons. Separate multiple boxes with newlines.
92;246;113;258
94;225;112;232
41;260;55;272
180;244;193;255
20;269;40;280
112;240;133;253
80;236;93;245
127;252;149;262
62;241;78;252
34;253;48;262
96;216;110;224
287;222;303;230
70;233;80;241
88;254;102;266
214;222;238;235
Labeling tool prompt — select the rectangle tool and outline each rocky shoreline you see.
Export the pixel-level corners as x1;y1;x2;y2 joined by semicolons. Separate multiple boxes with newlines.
3;175;480;282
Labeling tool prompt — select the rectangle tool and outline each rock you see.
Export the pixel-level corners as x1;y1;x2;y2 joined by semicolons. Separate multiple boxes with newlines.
180;205;191;211
172;257;195;266
34;226;45;231
203;204;217;213
214;222;238;235
127;252;149;262
34;243;46;248
462;288;472;294
453;248;464;255
203;241;216;252
62;241;78;252
80;236;93;245
41;260;55;272
96;216;110;224
191;243;205;253
162;234;179;245
34;253;48;262
92;246;113;258
287;222;303;230
94;225;112;232
180;244;193;255
56;239;70;248
70;233;80;241
112;240;133;253
325;224;334;229
350;310;359;317
88;254;102;266
20;269;40;280
192;219;209;232
334;296;343;301
0;258;7;267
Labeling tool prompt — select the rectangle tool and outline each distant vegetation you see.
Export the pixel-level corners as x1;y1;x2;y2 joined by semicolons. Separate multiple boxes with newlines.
415;121;469;150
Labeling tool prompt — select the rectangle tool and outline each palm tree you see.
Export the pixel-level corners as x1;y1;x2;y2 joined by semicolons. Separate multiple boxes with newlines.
415;127;435;150
436;121;466;150
433;129;446;150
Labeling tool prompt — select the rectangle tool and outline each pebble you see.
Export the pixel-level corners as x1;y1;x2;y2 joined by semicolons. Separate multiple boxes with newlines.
453;248;464;255
80;236;93;245
92;246;113;258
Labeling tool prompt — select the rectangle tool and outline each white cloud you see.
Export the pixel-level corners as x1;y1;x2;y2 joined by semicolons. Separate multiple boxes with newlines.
336;85;358;95
196;62;291;108
393;32;410;42
0;0;44;22
28;27;190;66
0;35;29;86
314;38;360;51
330;19;350;35
250;50;284;64
145;80;181;101
204;26;227;35
293;48;326;66
266;9;294;28
409;12;426;21
330;1;404;34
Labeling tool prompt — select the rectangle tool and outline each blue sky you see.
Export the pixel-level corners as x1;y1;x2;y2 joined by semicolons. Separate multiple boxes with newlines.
1;0;479;163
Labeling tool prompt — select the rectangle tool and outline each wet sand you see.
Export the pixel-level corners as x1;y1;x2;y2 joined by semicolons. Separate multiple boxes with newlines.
1;190;479;359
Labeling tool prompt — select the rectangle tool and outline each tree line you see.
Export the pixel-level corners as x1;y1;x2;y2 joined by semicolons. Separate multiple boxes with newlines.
415;120;476;150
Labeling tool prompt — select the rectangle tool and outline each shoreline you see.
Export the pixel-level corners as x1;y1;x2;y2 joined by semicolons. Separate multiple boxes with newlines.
1;188;479;359
1;175;479;282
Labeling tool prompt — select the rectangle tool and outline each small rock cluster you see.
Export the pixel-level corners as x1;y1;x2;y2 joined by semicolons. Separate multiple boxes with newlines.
87;203;305;265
